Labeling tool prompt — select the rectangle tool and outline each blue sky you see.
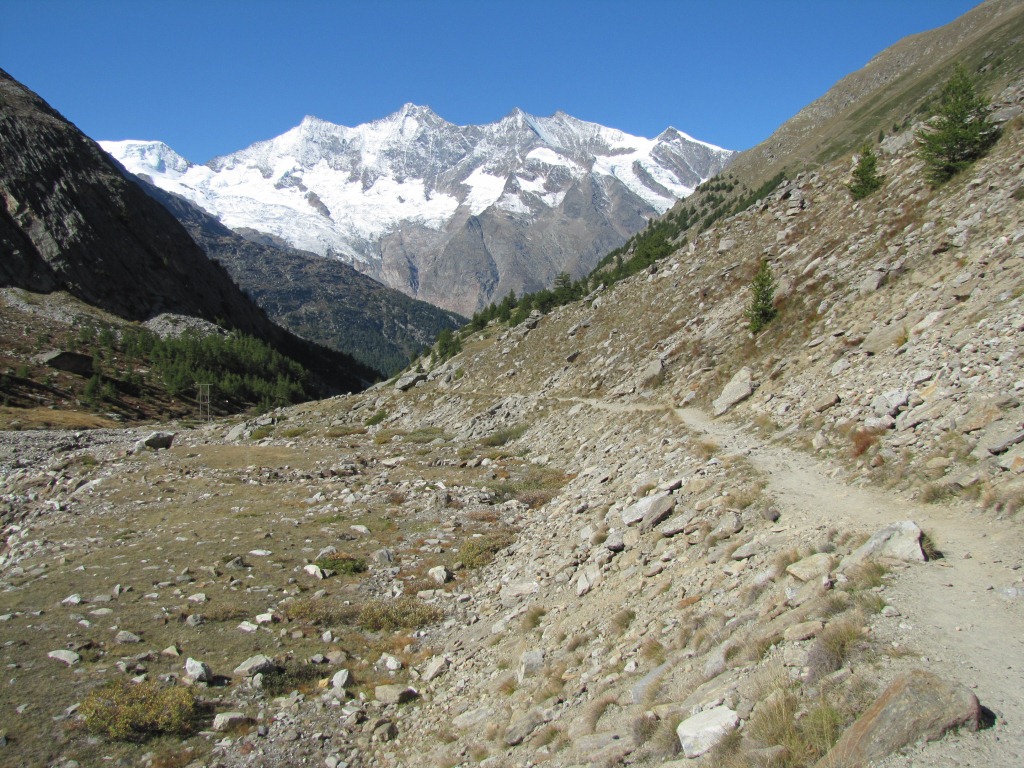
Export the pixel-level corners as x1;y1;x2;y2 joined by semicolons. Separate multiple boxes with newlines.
2;0;982;163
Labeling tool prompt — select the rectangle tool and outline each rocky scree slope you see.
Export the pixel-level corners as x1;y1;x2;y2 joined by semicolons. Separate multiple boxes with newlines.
0;69;373;393
2;80;1021;768
103;108;734;315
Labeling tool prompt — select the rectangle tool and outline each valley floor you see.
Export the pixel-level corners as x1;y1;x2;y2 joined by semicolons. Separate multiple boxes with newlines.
1;386;1021;768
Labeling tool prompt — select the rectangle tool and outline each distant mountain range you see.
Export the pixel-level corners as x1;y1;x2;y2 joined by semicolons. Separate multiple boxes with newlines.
103;108;734;314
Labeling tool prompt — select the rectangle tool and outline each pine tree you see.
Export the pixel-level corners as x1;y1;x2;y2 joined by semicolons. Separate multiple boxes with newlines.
848;144;884;200
916;63;1000;186
745;259;778;335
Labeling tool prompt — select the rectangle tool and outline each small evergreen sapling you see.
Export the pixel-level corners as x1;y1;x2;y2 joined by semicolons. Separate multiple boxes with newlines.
916;63;1000;186
848;144;884;200
745;259;778;335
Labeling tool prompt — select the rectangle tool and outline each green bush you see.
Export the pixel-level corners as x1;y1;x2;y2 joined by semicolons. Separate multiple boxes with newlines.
364;409;388;427
80;680;197;741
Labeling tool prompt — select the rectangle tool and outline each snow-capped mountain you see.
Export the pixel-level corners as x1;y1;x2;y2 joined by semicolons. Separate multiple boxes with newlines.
103;106;733;314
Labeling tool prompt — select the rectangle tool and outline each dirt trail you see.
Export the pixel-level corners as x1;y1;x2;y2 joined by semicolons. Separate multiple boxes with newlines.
565;395;1023;765
675;405;1024;768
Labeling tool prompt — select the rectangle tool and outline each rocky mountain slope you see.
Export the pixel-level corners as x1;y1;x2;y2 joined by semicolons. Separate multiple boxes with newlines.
1;38;1023;768
668;0;1024;235
102;109;734;314
144;184;465;375
0;68;375;394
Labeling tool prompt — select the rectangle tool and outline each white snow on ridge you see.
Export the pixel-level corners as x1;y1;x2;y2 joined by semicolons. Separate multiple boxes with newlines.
101;107;733;261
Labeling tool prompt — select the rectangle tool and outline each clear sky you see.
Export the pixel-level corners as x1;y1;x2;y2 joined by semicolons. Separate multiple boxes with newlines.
2;0;983;163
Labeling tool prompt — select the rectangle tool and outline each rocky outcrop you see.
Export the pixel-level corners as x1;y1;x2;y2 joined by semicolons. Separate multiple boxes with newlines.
0;68;372;393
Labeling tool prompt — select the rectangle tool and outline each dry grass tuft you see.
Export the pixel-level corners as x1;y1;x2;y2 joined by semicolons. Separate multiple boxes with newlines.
521;605;546;631
806;617;863;684
585;693;619;733
610;608;637;635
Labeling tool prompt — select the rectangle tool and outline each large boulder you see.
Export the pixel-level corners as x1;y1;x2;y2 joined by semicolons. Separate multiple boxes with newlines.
621;492;675;528
35;350;95;376
713;367;754;416
839;520;925;572
676;706;739;758
394;371;427;391
815;670;981;768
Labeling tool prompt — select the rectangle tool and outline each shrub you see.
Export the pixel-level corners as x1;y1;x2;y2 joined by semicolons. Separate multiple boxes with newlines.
358;597;442;631
916;63;1000;185
80;680;197;741
610;608;636;634
261;662;324;696
285;596;356;626
480;423;528;447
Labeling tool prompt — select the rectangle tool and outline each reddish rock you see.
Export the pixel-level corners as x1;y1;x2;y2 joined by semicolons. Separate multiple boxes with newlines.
816;670;981;768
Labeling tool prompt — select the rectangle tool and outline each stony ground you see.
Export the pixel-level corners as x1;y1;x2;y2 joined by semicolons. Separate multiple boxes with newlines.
2;81;1023;768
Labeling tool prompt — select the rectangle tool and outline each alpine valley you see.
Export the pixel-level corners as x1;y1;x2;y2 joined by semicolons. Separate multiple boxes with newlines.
102;108;734;315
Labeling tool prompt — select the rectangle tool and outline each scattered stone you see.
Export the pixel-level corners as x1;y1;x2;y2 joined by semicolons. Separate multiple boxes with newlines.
783;621;823;642
840;521;924;571
185;658;212;683
785;553;833;582
518;649;545;683
505;708;544;746
114;630;141;644
622;492;674;528
141;431;175;450
48;650;80;666
374;685;418;704
331;669;351;690
428;565;451;584
676;706;739;758
213;712;251;732
420;656;449;683
394;371;427;391
234;654;276;677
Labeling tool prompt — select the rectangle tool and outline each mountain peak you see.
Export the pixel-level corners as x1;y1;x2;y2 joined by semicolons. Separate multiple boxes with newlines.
103;105;734;314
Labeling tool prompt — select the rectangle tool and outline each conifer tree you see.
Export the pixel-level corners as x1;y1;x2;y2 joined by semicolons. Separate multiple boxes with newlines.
916;63;1000;186
745;259;778;334
848;144;884;200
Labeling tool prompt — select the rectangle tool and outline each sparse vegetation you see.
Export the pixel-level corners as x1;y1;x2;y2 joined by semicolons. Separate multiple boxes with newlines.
358;597;443;632
458;529;516;568
365;408;388;427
